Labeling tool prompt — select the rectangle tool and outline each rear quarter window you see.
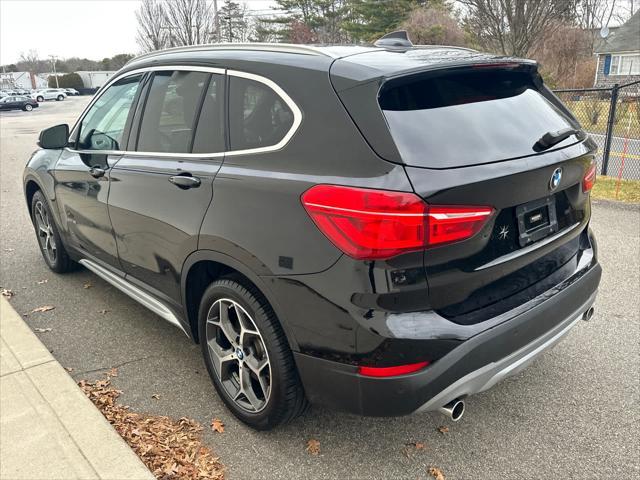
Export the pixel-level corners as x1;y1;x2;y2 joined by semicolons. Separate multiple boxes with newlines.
229;76;294;151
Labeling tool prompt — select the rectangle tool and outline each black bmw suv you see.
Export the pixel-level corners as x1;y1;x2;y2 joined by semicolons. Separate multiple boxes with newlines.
24;36;601;430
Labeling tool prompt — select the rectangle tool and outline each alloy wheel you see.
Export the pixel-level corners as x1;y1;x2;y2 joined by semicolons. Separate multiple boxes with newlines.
34;200;57;264
205;298;271;413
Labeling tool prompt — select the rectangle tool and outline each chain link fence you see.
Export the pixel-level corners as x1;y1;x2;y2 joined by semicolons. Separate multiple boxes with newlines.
554;80;640;180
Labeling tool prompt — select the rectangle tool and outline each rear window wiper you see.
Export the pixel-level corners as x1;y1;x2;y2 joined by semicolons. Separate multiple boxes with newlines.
533;127;584;152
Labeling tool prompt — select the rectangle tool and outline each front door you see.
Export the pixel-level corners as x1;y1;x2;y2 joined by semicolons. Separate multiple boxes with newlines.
108;68;226;304
53;73;145;269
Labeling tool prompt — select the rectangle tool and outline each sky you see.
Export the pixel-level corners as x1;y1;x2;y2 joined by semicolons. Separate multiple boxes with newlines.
0;0;277;65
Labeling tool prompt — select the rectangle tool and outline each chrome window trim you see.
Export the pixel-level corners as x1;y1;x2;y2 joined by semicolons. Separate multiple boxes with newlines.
66;65;302;159
225;69;303;157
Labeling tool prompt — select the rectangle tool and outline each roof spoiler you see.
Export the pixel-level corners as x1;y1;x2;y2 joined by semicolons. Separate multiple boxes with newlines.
374;31;413;51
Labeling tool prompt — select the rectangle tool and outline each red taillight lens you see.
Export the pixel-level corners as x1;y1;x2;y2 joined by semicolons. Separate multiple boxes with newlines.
583;163;596;192
358;361;430;377
301;185;493;260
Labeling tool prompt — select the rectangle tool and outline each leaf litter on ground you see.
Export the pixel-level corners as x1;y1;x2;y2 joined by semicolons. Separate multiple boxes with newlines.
34;327;52;333
428;466;446;480
1;288;15;298
210;418;224;434
31;305;55;313
306;439;321;455
79;373;224;480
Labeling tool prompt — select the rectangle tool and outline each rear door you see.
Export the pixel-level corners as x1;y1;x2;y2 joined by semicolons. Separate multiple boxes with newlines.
108;67;225;305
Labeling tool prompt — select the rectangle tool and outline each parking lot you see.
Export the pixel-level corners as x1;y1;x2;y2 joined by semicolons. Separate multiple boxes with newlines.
1;96;639;479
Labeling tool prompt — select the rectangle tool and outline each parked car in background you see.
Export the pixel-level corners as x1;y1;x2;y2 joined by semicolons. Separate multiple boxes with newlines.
22;36;601;430
64;88;80;96
33;89;66;102
0;95;39;111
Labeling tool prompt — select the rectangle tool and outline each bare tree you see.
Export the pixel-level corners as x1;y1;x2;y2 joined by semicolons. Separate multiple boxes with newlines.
163;0;216;46
136;0;168;52
18;50;47;74
458;0;578;56
401;5;468;46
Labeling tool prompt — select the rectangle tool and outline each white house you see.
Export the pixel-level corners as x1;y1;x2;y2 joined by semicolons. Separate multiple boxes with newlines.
0;71;47;90
76;71;116;89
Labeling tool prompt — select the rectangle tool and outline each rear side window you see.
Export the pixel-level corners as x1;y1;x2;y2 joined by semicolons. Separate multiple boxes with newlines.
379;69;579;168
229;76;294;151
137;70;209;154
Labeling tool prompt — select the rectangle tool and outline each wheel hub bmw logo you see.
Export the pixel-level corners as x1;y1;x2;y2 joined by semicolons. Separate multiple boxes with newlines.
236;348;245;360
549;167;562;191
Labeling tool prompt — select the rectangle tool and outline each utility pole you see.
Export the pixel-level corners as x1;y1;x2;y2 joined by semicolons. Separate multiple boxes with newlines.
49;55;59;88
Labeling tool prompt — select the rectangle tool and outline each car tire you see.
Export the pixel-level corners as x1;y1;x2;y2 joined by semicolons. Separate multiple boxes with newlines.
56;95;64;101
24;104;33;111
36;96;44;102
30;190;76;273
198;276;308;430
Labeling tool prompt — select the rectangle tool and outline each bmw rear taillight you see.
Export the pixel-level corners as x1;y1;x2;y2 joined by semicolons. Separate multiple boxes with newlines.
301;185;493;260
583;163;596;193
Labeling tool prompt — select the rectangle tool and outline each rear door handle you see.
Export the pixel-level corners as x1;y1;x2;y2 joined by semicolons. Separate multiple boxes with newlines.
169;175;201;189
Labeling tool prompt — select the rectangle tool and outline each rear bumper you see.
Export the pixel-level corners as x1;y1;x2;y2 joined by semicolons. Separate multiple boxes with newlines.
294;261;601;416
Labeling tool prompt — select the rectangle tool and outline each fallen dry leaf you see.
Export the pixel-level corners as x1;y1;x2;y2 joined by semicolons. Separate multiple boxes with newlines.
1;288;15;298
34;327;52;333
402;442;426;458
37;279;48;285
83;282;93;289
106;368;118;377
210;418;224;433
428;466;446;480
306;439;320;455
79;374;224;480
151;394;160;400
437;426;449;434
98;309;110;314
65;367;74;372
31;305;55;313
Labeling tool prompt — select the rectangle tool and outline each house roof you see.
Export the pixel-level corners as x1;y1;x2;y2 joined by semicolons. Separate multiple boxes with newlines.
596;10;640;54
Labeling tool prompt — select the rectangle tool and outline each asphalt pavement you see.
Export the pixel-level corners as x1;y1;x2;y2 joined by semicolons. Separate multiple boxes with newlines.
1;97;639;480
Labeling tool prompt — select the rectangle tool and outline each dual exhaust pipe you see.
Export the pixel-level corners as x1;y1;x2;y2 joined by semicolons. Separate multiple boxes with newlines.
438;306;595;422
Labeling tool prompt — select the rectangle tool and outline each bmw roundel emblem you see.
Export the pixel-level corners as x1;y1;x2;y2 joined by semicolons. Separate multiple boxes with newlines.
549;167;562;191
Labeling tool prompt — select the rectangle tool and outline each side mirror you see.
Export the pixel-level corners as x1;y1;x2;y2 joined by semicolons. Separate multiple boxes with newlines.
38;124;69;149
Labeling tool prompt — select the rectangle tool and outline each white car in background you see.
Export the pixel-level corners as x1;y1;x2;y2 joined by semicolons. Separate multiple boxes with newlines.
33;89;67;102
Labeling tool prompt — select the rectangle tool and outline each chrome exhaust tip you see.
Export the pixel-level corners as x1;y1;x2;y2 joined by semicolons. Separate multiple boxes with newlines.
582;306;595;321
438;398;465;422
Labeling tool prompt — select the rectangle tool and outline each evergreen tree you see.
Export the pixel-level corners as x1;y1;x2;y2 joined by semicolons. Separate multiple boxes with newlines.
343;0;424;42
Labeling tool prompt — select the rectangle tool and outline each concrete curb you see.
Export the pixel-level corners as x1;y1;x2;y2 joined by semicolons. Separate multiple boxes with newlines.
0;297;155;480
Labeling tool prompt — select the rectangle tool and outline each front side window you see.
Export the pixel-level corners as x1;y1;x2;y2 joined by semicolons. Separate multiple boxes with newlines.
76;74;142;151
136;70;209;154
229;76;294;151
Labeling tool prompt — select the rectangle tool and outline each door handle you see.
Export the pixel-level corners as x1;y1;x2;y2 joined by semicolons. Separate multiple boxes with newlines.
89;167;106;178
169;175;201;189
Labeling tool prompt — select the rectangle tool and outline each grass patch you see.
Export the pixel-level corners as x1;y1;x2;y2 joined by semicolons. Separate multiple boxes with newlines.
592;175;640;203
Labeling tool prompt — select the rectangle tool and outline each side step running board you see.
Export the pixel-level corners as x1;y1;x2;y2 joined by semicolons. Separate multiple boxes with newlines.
79;259;189;337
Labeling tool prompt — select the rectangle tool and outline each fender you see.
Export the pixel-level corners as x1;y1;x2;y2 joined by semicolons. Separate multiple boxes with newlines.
181;249;300;351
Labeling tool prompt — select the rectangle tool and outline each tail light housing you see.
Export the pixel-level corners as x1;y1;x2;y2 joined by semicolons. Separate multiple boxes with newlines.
301;185;493;260
583;163;596;193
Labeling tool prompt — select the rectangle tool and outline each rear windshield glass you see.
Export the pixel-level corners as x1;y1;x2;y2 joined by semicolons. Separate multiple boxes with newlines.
379;69;579;168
